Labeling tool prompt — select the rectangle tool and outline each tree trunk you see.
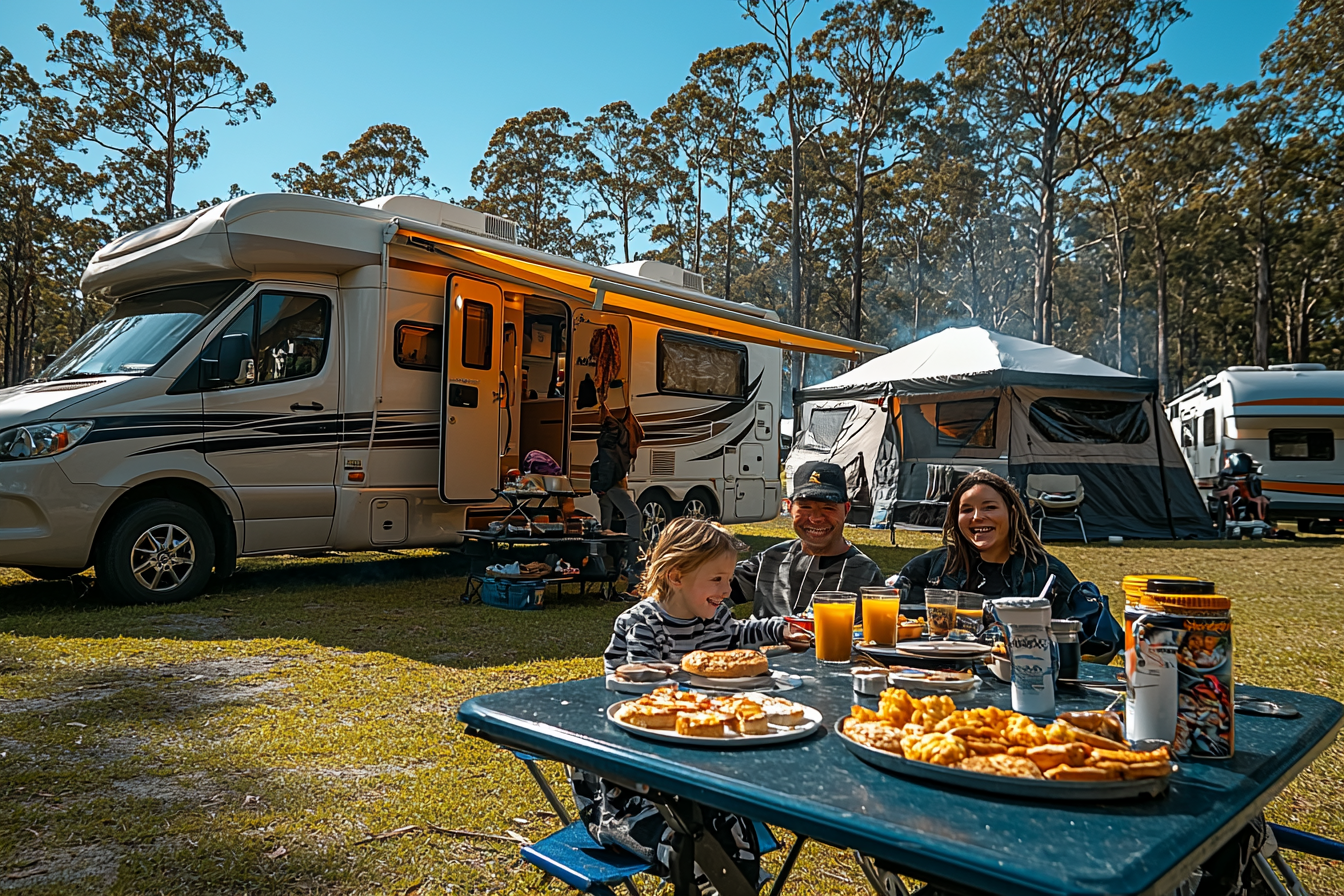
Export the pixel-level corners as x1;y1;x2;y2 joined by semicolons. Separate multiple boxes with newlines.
849;164;865;341
788;110;803;399
1153;234;1169;400
725;173;735;302
1253;238;1271;368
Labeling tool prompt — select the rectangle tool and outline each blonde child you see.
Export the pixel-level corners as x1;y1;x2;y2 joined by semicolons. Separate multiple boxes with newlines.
575;518;811;891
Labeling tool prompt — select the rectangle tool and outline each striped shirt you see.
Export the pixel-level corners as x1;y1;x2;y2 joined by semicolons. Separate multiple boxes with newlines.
603;598;787;674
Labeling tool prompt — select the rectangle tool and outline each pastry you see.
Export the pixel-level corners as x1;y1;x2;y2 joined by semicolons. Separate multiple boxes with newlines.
616;701;680;730
676;712;728;738
845;720;906;754
681;649;769;679
1025;743;1090;771
1045;765;1122;781
760;696;806;727
957;754;1044;779
735;702;769;736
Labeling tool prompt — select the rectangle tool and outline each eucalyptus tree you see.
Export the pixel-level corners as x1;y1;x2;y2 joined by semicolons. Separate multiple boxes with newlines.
950;0;1187;344
578;101;659;265
469;107;609;263
801;0;937;341
274;123;435;203
41;0;274;230
651;82;718;273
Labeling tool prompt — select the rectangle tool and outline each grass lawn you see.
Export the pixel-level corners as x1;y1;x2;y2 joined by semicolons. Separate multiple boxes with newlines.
0;521;1341;894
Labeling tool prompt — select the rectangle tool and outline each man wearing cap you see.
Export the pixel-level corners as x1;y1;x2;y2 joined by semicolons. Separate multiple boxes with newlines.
731;460;883;618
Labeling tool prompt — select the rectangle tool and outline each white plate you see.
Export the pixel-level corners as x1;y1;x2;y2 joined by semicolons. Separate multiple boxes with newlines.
887;672;982;694
607;697;822;747
894;642;993;660
686;670;801;692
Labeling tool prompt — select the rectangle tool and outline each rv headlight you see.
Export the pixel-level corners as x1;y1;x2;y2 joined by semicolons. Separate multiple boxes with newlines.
0;421;93;461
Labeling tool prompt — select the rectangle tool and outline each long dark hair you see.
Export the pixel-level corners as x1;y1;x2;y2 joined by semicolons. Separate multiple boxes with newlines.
940;470;1046;581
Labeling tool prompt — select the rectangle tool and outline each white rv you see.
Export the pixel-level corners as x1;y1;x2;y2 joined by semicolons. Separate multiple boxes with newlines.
1166;364;1344;531
0;193;878;602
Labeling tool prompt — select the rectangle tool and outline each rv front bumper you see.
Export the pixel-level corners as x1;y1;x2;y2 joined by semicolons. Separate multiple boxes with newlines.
0;458;114;569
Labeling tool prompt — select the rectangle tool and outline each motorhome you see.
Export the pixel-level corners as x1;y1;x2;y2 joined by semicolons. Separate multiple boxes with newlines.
1166;364;1344;531
0;193;879;603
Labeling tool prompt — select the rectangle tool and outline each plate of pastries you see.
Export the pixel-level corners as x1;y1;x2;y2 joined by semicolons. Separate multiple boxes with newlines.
838;689;1175;800
609;685;821;746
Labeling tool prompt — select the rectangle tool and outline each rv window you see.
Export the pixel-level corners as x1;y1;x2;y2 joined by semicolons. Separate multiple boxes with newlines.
1270;429;1335;461
1202;409;1216;446
803;407;853;449
256;294;329;383
935;398;998;448
1029;397;1150;444
657;332;746;399
395;322;442;371
461;300;493;370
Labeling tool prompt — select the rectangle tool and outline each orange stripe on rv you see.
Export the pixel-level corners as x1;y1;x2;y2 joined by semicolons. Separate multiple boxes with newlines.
1233;397;1344;407
1263;481;1344;496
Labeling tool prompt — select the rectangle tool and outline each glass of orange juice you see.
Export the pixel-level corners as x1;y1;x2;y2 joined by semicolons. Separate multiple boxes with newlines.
860;586;902;647
812;591;857;664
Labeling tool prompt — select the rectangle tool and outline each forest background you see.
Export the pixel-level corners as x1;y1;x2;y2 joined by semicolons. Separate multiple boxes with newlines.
2;0;1342;402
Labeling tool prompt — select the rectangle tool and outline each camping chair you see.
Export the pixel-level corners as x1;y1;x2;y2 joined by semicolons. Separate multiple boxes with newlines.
507;750;789;895
1025;474;1087;543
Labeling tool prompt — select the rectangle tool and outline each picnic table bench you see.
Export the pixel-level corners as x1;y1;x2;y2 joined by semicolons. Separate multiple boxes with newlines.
458;653;1343;896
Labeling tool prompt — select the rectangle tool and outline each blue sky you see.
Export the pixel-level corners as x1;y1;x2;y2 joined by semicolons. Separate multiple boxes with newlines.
1;0;1299;211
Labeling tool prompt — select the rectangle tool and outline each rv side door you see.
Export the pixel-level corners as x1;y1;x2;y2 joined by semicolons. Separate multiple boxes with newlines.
440;276;504;502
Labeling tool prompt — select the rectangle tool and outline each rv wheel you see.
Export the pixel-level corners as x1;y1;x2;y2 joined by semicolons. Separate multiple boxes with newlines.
95;500;217;605
639;492;675;543
681;489;718;521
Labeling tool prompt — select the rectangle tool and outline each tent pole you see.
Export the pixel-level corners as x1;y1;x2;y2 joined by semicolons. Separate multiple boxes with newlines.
1153;389;1176;539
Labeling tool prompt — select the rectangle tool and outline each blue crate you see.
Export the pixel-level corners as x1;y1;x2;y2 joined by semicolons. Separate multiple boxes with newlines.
480;576;546;610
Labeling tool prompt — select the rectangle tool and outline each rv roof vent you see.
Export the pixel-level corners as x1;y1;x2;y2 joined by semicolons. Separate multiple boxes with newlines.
606;260;707;294
1268;363;1327;371
361;195;519;244
1227;365;1264;371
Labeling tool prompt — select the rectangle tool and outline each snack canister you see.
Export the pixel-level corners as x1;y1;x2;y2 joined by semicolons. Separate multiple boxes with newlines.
1125;579;1233;758
990;596;1055;716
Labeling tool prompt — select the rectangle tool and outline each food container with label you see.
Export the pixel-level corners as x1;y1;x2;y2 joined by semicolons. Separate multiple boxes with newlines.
1051;619;1082;680
990;596;1055;716
1125;578;1233;759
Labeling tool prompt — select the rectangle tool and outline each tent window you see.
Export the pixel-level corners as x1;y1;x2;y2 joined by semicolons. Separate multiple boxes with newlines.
1202;409;1216;446
1030;397;1151;444
1270;429;1334;461
935;398;997;448
804;407;853;449
657;331;746;399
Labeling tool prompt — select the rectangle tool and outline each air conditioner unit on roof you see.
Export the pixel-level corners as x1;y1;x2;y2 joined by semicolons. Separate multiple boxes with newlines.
607;260;704;294
361;195;517;244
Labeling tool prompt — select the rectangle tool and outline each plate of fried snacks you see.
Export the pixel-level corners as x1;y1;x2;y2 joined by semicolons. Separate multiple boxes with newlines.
886;667;981;694
608;686;821;747
837;689;1175;800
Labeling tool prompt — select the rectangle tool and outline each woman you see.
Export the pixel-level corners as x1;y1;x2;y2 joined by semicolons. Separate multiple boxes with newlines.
591;380;645;595
895;470;1121;660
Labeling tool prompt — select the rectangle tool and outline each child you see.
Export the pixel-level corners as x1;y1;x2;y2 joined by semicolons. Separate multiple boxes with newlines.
574;518;811;892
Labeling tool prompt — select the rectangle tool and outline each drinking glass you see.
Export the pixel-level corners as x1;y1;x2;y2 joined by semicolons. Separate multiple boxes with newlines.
860;586;902;647
956;591;986;636
926;589;958;639
812;591;858;664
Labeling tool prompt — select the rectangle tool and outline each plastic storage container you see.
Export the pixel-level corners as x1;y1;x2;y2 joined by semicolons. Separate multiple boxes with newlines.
480;577;546;611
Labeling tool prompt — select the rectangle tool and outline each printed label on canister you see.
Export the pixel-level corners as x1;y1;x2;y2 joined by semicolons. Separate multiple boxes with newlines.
1008;625;1055;715
1125;606;1233;758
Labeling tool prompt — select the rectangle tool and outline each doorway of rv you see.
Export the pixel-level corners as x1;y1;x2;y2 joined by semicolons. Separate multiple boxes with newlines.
518;297;571;474
439;275;503;502
570;309;631;490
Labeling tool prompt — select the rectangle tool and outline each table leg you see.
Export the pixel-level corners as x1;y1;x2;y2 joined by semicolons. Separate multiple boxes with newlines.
655;797;757;896
767;834;807;896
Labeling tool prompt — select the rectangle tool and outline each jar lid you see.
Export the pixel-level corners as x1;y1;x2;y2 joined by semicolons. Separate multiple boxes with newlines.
1141;592;1232;611
1050;618;1082;633
1123;574;1198;589
1145;578;1215;595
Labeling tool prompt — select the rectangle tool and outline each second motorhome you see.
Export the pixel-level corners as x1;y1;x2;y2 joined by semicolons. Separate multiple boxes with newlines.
1166;364;1344;531
0;193;880;603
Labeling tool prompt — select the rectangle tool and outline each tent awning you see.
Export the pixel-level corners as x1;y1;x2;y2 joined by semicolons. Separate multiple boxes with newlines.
398;225;885;361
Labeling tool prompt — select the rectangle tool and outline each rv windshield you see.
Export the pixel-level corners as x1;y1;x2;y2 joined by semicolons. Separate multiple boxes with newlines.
40;280;246;381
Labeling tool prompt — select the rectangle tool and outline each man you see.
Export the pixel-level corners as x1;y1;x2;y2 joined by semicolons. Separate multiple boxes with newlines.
732;460;883;617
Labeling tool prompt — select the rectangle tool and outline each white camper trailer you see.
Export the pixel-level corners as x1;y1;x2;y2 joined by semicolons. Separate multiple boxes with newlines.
1166;364;1344;531
0;193;879;602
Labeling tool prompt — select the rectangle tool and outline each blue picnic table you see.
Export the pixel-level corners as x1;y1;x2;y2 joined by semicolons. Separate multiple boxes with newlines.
457;653;1342;896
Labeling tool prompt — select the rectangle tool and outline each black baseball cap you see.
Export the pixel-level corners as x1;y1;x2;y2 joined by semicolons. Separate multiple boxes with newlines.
792;461;848;503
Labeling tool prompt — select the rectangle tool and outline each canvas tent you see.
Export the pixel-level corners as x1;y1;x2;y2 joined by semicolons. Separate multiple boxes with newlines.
786;326;1212;540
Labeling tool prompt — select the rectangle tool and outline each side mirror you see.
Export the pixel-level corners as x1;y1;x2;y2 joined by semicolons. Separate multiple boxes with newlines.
201;332;255;388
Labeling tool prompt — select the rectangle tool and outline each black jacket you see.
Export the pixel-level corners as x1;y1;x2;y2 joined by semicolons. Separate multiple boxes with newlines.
590;413;633;494
900;546;1079;613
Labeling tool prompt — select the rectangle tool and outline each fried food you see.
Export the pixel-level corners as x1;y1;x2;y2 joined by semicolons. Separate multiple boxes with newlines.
1057;710;1125;743
958;754;1045;779
1045;765;1122;782
681;649;769;679
616;701;680;729
1026;743;1090;771
617;689;809;739
842;688;1175;784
